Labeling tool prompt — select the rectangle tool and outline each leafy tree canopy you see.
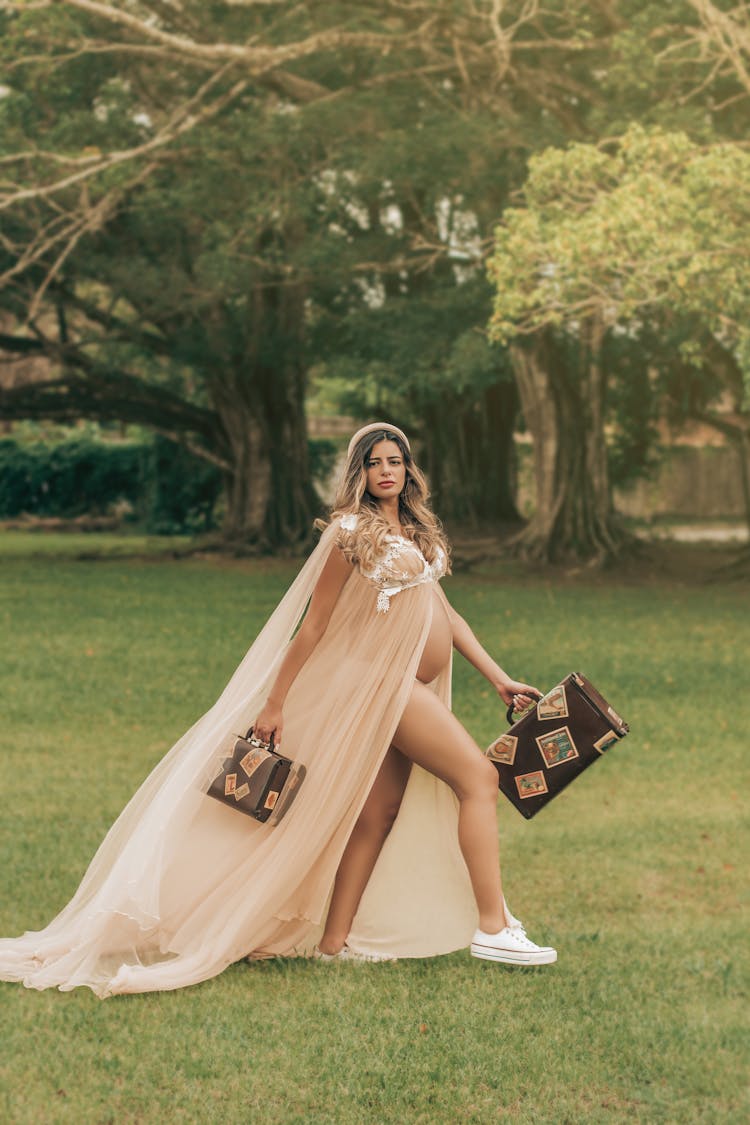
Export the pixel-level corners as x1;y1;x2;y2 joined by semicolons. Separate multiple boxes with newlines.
3;1;750;551
489;123;750;387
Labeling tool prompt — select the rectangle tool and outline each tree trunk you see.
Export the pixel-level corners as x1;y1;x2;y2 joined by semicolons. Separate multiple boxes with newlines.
210;381;318;550
680;335;750;574
212;389;271;544
262;355;320;549
509;327;625;564
207;280;319;550
418;380;519;526
733;427;750;539
702;417;750;578
468;380;520;524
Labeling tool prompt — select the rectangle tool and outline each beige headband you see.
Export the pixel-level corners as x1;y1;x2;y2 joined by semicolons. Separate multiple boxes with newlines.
347;422;411;458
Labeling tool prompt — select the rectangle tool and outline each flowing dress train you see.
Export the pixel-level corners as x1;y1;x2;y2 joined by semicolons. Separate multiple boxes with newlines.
0;521;477;996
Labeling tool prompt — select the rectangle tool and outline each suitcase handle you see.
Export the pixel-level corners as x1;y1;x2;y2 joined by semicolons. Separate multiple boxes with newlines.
505;694;541;726
244;727;275;751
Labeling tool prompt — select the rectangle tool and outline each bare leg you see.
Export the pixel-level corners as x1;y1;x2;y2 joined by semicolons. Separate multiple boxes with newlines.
318;745;411;955
392;681;508;935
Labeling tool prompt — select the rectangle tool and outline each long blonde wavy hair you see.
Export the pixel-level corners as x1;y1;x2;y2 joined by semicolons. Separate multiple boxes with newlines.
318;428;451;575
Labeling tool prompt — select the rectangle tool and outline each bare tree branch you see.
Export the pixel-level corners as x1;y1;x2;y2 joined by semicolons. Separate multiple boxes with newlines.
26;162;160;322
660;1;750;99
690;0;750;89
0;0;612;308
3;0;423;67
0;65;247;212
0;333;230;468
4;42;218;72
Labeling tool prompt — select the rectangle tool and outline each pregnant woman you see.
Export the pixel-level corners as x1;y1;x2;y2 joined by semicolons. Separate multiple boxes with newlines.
0;422;555;998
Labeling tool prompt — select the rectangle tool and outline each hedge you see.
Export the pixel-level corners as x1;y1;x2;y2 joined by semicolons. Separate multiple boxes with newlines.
0;434;339;534
0;435;220;534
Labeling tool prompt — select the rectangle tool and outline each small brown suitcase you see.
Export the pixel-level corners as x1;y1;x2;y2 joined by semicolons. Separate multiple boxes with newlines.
207;729;306;825
486;672;629;819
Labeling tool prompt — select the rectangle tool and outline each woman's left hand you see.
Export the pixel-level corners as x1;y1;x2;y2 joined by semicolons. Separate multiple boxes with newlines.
497;678;542;714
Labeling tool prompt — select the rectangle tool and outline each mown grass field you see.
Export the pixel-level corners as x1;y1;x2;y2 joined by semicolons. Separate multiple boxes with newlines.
0;532;747;1124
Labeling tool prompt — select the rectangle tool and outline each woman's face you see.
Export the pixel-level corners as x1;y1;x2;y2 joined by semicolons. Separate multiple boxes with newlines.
365;439;406;500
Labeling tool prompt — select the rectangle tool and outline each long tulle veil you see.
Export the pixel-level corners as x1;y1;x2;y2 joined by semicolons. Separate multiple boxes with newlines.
0;523;342;991
1;519;477;996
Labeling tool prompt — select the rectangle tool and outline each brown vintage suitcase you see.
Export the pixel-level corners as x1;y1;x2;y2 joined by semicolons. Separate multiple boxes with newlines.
207;729;306;826
486;672;629;819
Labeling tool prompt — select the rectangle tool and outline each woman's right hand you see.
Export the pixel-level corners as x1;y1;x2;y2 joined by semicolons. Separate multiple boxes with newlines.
252;700;284;750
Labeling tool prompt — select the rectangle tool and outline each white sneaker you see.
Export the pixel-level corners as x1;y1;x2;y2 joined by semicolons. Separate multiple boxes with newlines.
312;945;339;962
313;945;396;963
341;945;397;963
470;926;557;965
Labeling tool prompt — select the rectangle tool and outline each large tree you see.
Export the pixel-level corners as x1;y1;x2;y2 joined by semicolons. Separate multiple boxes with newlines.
4;2;745;552
478;0;750;563
0;1;461;544
313;276;521;525
0;0;621;544
488;124;750;560
312;0;750;547
304;1;623;525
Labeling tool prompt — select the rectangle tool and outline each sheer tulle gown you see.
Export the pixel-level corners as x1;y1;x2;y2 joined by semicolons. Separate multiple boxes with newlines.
0;521;477;996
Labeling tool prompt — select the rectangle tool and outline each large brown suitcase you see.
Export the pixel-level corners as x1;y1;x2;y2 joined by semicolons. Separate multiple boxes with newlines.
486;672;629;819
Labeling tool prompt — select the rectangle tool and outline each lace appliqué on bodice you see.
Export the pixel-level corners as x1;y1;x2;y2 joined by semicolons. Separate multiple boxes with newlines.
339;513;447;613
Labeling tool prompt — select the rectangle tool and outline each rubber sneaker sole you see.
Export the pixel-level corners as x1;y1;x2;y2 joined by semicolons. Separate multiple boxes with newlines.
470;941;557;965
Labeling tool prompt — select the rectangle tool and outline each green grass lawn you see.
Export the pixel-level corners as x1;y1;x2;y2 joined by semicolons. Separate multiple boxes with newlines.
0;533;747;1124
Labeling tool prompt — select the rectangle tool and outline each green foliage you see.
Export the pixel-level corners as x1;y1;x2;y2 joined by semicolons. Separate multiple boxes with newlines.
312;276;521;522
0;435;221;533
0;436;143;519
4;0;750;540
138;436;222;535
591;0;749;141
307;437;338;486
0;4;644;404
488;120;750;529
602;331;662;489
0;433;336;533
0;547;747;1121
489;125;750;384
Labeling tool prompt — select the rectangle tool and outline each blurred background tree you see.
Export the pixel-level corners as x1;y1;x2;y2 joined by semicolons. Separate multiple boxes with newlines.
488;125;750;560
1;1;748;557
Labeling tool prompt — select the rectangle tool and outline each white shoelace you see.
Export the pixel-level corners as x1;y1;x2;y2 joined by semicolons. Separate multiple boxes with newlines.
511;930;538;949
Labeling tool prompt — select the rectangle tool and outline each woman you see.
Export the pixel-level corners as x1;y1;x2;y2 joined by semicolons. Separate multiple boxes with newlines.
255;422;555;966
0;422;554;999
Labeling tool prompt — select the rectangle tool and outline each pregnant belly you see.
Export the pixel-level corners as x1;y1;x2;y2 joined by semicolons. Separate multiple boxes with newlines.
416;590;452;683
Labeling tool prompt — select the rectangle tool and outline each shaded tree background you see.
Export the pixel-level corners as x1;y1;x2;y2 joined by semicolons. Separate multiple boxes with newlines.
1;1;749;557
488;125;750;559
